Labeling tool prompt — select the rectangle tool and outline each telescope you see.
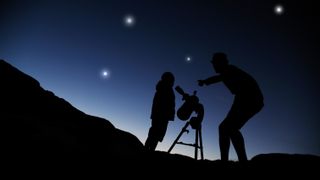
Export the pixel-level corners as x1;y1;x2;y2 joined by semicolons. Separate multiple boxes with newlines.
175;86;203;129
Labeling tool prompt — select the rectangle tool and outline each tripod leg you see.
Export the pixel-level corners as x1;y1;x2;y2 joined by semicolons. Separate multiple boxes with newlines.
168;121;190;153
199;127;204;160
195;128;199;160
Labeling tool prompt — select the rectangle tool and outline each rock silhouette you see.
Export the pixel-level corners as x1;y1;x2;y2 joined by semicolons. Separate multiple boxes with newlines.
0;59;144;168
0;59;319;176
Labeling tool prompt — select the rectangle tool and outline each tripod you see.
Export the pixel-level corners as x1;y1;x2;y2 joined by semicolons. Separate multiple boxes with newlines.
168;118;204;160
168;86;205;160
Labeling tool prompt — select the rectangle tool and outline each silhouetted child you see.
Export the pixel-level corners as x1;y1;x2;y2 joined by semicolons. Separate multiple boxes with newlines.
145;72;175;151
198;52;264;162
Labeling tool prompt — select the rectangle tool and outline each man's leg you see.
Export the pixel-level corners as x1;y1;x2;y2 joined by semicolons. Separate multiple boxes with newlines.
230;130;247;162
219;121;231;161
230;103;262;162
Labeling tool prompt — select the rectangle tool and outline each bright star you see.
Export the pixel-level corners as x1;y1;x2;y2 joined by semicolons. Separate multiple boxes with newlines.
274;4;284;15
124;14;135;27
100;69;110;79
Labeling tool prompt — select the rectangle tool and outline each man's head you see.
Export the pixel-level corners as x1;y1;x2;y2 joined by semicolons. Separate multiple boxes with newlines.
211;52;229;73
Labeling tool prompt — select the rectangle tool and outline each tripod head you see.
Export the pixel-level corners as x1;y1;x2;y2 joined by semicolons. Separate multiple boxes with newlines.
175;86;199;103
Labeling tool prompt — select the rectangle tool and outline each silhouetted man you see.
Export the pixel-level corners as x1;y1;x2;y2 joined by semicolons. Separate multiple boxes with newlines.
145;72;175;151
198;52;264;162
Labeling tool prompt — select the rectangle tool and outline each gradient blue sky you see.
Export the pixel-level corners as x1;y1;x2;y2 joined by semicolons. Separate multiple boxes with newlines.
1;0;319;160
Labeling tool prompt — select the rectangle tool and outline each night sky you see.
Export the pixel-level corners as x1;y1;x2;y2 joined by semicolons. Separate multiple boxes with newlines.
1;0;319;160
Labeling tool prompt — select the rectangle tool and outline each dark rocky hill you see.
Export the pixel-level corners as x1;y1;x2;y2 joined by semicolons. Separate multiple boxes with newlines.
0;59;144;166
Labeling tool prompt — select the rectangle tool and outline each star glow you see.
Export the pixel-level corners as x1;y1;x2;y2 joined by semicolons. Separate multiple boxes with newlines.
185;56;192;63
124;14;135;27
274;4;284;15
100;69;110;79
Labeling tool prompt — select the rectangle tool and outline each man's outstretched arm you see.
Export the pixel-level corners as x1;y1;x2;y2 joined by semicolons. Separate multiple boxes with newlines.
198;75;222;86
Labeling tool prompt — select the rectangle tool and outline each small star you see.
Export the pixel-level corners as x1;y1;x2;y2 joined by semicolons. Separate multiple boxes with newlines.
274;4;284;15
185;56;192;63
124;14;135;27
